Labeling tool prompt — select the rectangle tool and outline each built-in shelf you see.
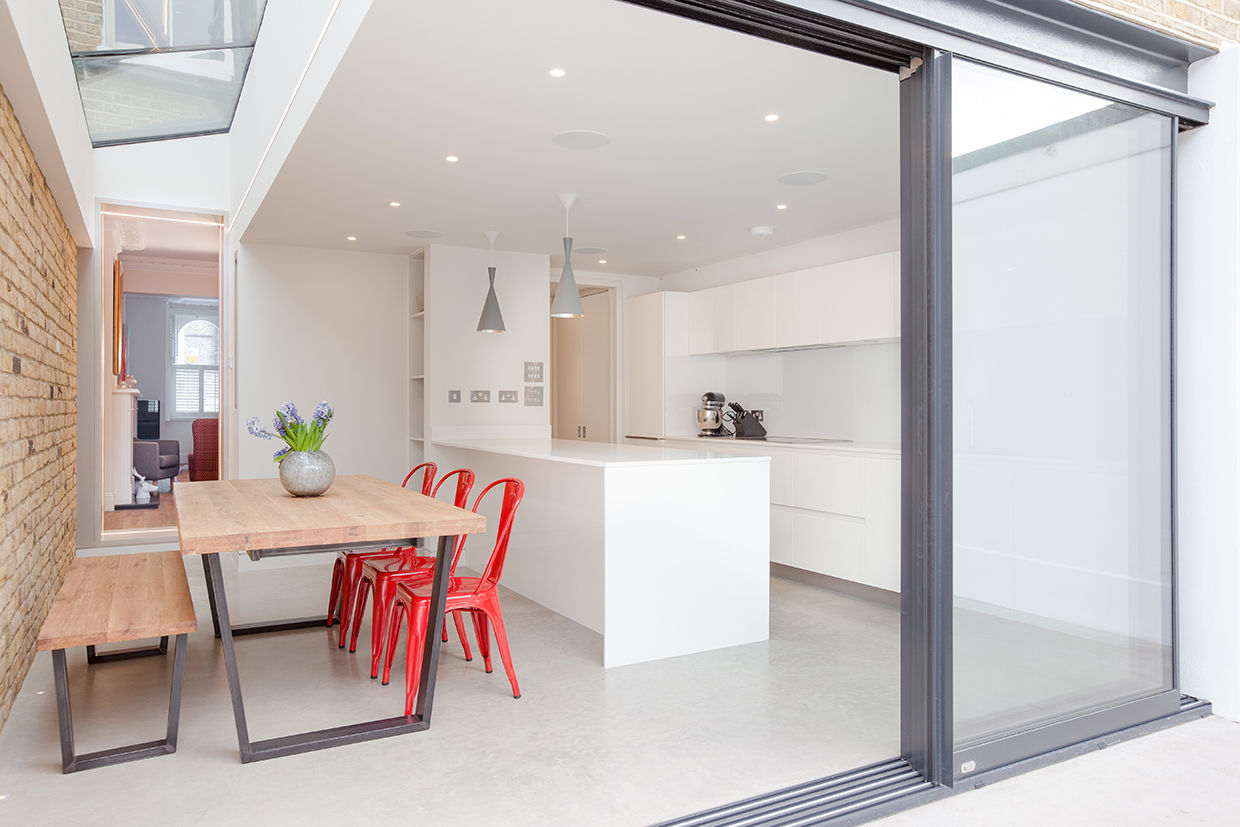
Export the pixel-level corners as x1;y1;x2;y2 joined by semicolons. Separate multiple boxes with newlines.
409;437;424;443
410;311;425;319
410;375;424;380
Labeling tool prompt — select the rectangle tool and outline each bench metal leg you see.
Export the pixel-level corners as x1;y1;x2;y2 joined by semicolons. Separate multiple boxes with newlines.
86;636;169;663
51;633;188;773
204;535;454;763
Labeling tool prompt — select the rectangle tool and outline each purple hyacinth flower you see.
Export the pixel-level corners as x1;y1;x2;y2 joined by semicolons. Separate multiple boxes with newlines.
280;402;304;426
273;414;288;437
313;400;333;424
274;446;291;461
246;416;271;439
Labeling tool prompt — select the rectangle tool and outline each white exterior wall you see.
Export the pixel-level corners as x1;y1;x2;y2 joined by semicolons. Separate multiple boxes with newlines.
1177;44;1240;721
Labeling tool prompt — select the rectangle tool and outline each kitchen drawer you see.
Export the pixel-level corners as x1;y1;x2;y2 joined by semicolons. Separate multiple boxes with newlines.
794;510;867;582
770;506;796;567
792;453;867;516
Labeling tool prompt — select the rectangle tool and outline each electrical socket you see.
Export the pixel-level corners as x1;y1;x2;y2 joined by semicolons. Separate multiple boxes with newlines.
524;386;543;406
752;410;764;421
448;390;461;403
470;390;490;403
524;361;544;383
498;390;518;403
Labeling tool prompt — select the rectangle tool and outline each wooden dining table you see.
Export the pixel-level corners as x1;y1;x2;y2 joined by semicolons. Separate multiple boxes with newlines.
175;474;486;763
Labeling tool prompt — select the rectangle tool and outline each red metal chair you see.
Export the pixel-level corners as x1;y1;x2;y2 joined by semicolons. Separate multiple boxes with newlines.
384;478;524;713
326;462;436;646
349;468;476;678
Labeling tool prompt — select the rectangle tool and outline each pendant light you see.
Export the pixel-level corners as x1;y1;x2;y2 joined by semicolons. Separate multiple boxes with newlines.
550;192;585;318
476;230;506;333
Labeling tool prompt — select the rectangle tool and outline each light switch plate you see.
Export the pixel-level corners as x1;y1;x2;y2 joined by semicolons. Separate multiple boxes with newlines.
524;386;543;406
524;361;544;383
448;390;461;403
498;390;518;404
470;390;490;403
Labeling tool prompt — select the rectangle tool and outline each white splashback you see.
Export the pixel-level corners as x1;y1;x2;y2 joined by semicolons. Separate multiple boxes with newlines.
722;343;900;444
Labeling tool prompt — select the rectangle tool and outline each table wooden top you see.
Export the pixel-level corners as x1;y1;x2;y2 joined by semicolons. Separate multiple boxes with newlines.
37;552;198;651
174;475;487;556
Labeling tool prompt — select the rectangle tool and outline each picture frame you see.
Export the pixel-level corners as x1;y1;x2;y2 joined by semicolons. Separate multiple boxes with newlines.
112;259;123;376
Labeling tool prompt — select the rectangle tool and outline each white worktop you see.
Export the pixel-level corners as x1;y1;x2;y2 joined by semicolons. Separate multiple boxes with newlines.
660;435;900;458
435;437;771;468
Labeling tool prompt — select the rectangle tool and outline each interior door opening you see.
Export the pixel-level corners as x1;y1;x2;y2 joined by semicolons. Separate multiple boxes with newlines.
100;204;224;537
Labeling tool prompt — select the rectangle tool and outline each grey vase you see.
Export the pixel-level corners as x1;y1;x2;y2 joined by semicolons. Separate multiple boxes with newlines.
279;450;336;496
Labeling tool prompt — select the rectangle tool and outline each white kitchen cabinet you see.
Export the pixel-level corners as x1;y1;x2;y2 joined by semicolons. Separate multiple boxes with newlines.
770;506;796;567
795;510;868;584
791;452;867;517
688;251;900;354
733;277;778;351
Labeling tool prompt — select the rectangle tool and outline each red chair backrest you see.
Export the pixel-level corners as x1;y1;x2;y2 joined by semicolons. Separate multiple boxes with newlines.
402;462;437;496
192;417;218;448
471;478;524;592
431;468;475;573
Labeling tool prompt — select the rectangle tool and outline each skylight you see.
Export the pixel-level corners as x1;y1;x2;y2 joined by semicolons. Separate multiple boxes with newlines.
58;0;267;147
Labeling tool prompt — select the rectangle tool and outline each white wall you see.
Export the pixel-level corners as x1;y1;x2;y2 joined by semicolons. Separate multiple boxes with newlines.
94;135;230;214
1178;45;1240;721
425;244;552;440
0;0;94;245
235;243;407;483
659;219;899;293
657;222;902;444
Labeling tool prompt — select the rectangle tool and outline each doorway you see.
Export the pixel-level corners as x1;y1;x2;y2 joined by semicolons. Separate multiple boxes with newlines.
100;205;223;536
551;286;614;443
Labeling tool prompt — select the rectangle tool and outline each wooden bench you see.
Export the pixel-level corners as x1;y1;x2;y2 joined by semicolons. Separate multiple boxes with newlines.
36;551;197;773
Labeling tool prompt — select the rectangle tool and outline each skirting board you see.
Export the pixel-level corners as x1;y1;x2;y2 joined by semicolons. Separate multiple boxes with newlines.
771;562;900;608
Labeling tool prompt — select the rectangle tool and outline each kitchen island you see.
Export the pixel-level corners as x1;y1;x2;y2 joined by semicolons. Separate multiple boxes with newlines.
432;438;770;668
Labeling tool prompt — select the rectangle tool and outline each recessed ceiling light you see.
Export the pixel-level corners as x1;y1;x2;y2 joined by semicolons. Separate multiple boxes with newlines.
389;201;401;207
598;259;607;264
676;234;686;240
549;67;566;78
776;203;788;210
405;229;442;239
552;130;610;149
445;155;459;163
576;246;607;255
764;113;780;122
346;236;357;241
778;170;828;186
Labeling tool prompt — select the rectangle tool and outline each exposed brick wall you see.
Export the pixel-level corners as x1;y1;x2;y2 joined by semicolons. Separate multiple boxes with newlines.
1076;0;1240;46
59;0;105;54
0;84;79;732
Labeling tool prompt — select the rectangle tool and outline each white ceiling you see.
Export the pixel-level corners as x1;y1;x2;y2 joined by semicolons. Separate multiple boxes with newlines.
243;0;900;276
103;204;222;259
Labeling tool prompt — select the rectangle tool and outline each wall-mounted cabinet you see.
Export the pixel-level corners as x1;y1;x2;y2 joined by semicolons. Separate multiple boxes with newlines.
688;251;900;355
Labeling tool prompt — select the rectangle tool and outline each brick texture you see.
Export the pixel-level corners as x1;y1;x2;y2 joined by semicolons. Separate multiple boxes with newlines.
0;83;78;733
59;0;105;54
1076;0;1240;45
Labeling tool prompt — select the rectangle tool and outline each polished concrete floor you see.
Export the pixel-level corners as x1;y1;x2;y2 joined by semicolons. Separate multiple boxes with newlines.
875;715;1240;826
0;558;901;825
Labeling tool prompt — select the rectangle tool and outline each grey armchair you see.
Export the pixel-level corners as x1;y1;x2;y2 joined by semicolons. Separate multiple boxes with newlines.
133;439;180;488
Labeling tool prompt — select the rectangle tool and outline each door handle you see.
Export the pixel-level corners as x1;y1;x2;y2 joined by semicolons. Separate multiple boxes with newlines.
583;426;586;439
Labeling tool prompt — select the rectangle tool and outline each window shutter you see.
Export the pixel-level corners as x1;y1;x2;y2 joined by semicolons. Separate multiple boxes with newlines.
203;369;220;413
174;368;200;412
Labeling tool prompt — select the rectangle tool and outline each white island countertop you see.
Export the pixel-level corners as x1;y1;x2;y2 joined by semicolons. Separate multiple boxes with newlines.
435;437;772;468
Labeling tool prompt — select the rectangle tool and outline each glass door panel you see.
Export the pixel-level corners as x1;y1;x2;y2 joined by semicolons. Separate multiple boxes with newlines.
951;59;1176;765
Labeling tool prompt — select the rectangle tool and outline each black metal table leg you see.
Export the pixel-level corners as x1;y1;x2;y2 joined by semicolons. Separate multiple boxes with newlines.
203;533;455;763
51;633;188;773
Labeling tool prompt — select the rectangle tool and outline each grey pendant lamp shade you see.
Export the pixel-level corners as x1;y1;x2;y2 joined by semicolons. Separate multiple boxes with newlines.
477;230;506;333
550;193;585;318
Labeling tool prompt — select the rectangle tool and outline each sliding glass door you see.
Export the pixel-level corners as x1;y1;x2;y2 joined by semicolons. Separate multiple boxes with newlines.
950;59;1177;774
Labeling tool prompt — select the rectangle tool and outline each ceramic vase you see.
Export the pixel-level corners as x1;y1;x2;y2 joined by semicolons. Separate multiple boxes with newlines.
279;450;335;496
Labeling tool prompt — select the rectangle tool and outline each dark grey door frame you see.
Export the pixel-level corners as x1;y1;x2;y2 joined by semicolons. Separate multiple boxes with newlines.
898;46;953;788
